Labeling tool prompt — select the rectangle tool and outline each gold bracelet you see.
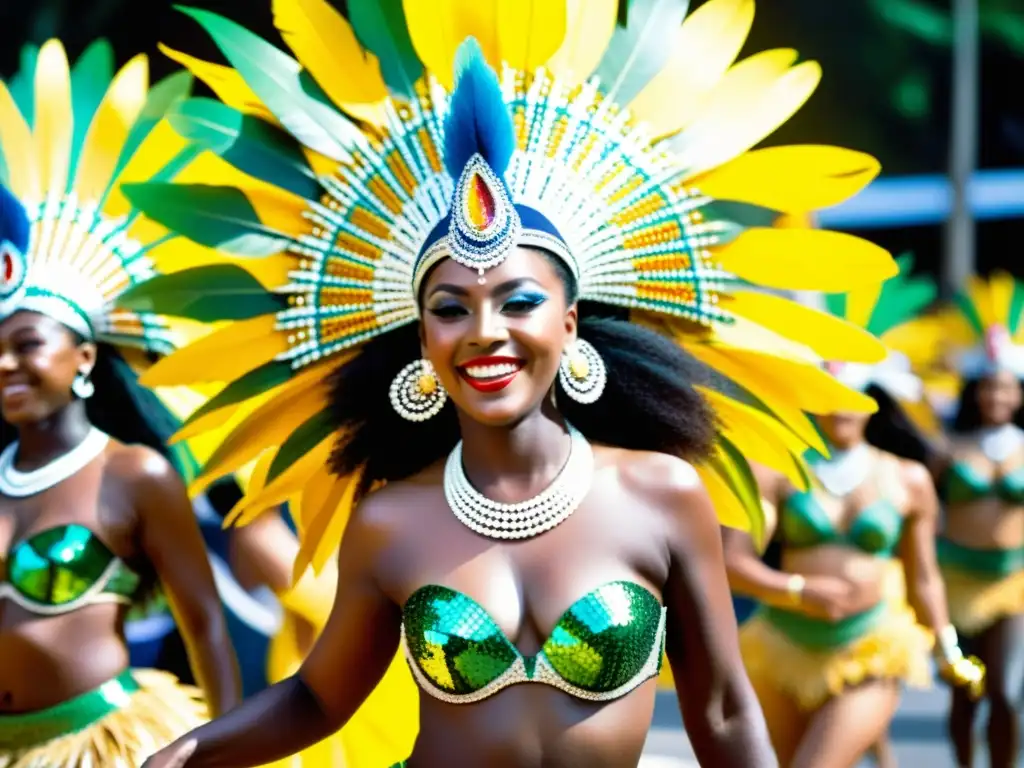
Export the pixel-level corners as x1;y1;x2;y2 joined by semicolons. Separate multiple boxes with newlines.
786;574;806;605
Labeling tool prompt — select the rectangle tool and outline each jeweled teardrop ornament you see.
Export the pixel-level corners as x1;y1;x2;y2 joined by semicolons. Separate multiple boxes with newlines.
2;248;13;285
466;173;496;231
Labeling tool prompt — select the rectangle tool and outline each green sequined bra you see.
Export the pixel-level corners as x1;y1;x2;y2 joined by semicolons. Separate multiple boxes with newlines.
1;524;141;615
401;581;666;704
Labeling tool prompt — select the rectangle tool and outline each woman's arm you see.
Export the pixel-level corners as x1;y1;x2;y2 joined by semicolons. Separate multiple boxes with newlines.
630;455;776;768
124;447;241;715
144;493;404;767
897;459;949;633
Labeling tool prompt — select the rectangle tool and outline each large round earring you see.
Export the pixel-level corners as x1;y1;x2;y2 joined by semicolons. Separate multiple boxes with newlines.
390;359;447;422
71;372;95;399
558;338;606;404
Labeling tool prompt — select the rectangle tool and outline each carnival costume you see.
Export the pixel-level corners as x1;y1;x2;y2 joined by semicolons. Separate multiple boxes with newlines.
118;0;899;760
0;40;210;767
738;256;943;710
937;273;1024;636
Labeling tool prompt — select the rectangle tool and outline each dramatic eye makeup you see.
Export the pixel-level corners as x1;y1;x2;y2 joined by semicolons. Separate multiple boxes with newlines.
501;290;548;313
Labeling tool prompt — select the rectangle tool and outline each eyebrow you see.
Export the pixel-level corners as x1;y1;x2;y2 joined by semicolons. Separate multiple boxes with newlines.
427;277;541;299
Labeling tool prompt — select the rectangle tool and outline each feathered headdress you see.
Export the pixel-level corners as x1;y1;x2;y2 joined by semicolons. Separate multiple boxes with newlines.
823;254;937;403
943;272;1024;380
118;0;897;572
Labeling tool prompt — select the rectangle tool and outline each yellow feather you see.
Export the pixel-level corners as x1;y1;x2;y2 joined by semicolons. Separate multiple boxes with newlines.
496;0;567;72
844;282;884;330
989;271;1015;331
140;315;288;387
159;44;274;122
302;146;337;180
681;340;831;453
403;0;500;89
0;83;39;200
290;463;337;537
693;145;880;214
965;276;995;332
695;463;751;533
227;432;335;526
272;0;389;123
724;290;887;364
294;468;362;577
147;237;293;290
676;58;821;179
193;370;333;491
223;449;277;522
546;0;617;88
715;228;896;292
104;120;190;218
169;384;275;444
710;314;821;366
630;0;754;138
74;55;149;204
698;387;807;488
34;40;74;198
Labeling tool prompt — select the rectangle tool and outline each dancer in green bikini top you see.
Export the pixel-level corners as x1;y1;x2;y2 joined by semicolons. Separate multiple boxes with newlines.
0;39;241;767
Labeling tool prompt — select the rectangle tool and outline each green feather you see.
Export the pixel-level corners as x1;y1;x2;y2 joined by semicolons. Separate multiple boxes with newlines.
170;97;322;200
184;361;294;429
116;263;288;322
121;182;294;257
592;0;690;104
953;292;986;338
7;44;39;125
1009;281;1024;337
176;5;358;163
68;39;115;193
867;280;936;337
707;435;765;550
104;70;193;204
823;292;847;320
348;0;423;98
266;409;336;485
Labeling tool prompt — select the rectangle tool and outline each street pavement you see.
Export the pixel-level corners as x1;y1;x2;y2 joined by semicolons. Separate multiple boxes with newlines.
641;683;1023;766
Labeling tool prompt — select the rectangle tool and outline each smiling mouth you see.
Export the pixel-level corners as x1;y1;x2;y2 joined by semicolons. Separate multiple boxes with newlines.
0;383;32;401
458;359;525;393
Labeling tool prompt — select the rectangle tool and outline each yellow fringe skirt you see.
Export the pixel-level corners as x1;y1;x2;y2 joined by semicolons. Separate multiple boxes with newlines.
937;538;1024;636
0;669;206;768
739;601;932;712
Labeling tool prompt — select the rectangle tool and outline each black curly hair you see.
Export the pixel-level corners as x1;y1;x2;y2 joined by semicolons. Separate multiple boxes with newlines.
328;250;719;495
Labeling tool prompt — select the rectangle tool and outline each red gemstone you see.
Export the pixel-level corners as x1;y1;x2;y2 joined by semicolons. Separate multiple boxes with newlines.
466;173;496;231
1;248;13;285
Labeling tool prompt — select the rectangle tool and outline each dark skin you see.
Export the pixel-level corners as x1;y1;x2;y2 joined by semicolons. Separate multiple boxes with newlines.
939;370;1024;768
144;246;774;768
724;413;952;768
0;311;240;716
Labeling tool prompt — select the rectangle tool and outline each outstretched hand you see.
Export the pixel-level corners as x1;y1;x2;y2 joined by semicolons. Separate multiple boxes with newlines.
143;739;198;768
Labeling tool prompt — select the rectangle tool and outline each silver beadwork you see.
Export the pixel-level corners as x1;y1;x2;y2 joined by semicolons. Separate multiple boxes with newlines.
389;359;447;422
444;423;593;539
558;339;607;404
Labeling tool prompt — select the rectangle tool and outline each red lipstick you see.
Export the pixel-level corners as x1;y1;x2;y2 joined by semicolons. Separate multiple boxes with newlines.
457;356;525;393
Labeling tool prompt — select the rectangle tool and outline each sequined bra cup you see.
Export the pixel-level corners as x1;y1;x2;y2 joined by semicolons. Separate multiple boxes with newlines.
0;524;141;615
401;581;666;703
781;491;903;556
944;462;1024;505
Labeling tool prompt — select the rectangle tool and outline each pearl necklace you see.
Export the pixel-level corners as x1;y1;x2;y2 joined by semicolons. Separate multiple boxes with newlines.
0;427;108;497
444;424;593;540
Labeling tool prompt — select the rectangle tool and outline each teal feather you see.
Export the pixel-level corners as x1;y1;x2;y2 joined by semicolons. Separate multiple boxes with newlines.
953;293;986;338
121;182;294;257
348;0;422;98
184;361;293;428
592;0;690;104
6;44;39;126
104;71;193;204
265;409;335;484
443;38;515;180
1009;281;1024;337
169;97;321;200
176;5;359;164
824;292;847;320
68;39;115;193
116;263;289;322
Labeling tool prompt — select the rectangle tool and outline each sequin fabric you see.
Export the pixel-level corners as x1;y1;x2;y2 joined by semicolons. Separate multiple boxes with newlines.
3;523;140;612
401;581;666;704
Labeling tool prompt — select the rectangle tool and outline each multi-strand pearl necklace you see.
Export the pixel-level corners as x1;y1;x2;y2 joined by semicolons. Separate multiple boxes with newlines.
443;424;593;539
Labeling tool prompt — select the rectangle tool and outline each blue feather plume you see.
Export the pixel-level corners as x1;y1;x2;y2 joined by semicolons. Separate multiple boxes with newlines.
0;185;29;254
442;38;515;180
